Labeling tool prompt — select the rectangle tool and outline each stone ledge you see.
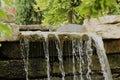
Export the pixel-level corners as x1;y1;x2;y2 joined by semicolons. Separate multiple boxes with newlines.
0;31;120;42
84;15;120;39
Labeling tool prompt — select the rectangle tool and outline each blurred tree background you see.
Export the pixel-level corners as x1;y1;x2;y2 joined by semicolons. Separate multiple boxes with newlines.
14;0;120;27
15;0;43;25
0;0;12;38
33;0;120;27
0;0;13;46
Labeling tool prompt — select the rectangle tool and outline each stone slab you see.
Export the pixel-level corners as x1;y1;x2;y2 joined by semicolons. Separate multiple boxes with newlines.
83;15;120;39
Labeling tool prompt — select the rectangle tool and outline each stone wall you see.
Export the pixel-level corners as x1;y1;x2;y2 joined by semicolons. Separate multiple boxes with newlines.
0;38;120;80
83;15;120;39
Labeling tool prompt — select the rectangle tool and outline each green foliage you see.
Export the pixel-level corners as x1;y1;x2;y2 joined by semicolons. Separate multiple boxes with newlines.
0;0;12;37
4;0;12;6
15;0;43;25
0;9;7;18
34;0;82;27
0;23;12;37
0;0;12;47
0;1;1;7
34;0;68;26
34;0;119;27
77;0;117;18
108;3;120;15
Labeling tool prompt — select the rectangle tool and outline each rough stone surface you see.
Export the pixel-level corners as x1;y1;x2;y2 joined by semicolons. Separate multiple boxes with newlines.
17;25;50;31
104;39;120;54
0;25;20;42
98;15;120;24
0;61;9;77
29;59;47;78
56;24;87;32
0;60;25;79
83;15;120;39
0;42;22;59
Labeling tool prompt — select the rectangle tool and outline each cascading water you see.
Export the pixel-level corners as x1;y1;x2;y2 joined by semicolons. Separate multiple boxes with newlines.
91;34;113;80
20;38;29;80
85;37;93;80
20;31;113;80
42;33;50;80
78;40;84;80
55;34;65;80
72;35;93;80
72;39;80;80
72;39;77;80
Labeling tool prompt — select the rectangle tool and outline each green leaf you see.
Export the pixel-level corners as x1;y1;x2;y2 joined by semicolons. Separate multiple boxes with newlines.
0;23;12;37
35;0;50;11
0;9;7;18
4;0;12;6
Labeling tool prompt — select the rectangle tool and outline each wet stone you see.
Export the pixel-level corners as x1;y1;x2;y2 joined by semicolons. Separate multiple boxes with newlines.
104;39;120;54
29;58;47;78
0;61;9;77
0;42;22;59
0;60;25;79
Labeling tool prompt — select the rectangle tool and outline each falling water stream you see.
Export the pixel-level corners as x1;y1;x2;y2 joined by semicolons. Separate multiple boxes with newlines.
72;35;93;80
78;40;84;80
55;34;65;80
85;37;93;80
20;32;113;80
42;33;50;80
20;38;29;80
91;34;113;80
72;39;78;80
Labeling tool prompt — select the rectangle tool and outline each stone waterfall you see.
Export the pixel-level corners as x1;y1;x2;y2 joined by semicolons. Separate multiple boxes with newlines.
20;31;112;80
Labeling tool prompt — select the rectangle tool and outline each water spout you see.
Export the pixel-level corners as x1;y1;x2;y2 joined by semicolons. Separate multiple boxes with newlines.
91;34;113;80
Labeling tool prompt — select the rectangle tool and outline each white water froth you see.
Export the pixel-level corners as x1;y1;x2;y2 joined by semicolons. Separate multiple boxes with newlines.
55;34;65;80
78;40;84;80
72;39;80;80
91;34;113;80
72;36;93;80
85;37;93;80
42;33;50;80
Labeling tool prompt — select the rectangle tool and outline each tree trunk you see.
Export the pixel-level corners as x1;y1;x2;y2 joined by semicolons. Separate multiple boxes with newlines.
68;10;72;23
68;6;73;24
